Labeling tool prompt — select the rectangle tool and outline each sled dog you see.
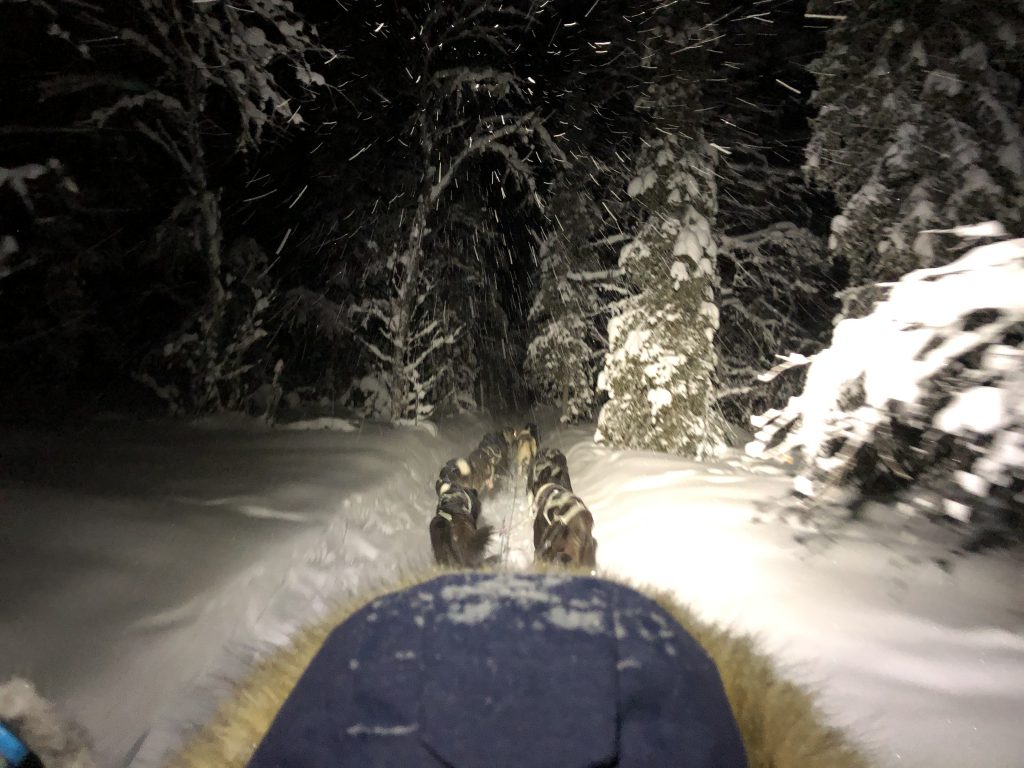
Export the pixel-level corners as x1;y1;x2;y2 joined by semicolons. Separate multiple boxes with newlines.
436;457;472;496
528;447;572;500
435;448;498;496
532;482;597;568
430;486;491;568
478;430;512;485
513;426;538;481
466;446;498;493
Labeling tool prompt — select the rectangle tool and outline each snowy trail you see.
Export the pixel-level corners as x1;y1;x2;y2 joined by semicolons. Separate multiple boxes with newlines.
2;418;1022;768
486;473;537;570
0;417;479;767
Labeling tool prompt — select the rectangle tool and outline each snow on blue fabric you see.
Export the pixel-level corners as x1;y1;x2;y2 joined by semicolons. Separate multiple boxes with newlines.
247;572;748;768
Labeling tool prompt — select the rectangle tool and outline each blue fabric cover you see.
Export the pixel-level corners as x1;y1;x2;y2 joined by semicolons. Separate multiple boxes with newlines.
248;572;747;768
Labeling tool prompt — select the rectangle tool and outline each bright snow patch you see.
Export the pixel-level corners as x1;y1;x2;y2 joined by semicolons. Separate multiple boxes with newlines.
647;387;672;415
545;605;605;634
935;387;1005;434
345;723;419;736
280;416;358;431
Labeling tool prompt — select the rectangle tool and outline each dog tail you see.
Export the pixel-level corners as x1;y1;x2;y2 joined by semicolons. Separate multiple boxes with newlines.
467;524;494;566
429;515;459;567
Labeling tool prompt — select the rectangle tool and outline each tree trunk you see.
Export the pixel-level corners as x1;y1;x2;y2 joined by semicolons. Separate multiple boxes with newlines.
387;199;429;422
196;188;226;409
188;99;227;411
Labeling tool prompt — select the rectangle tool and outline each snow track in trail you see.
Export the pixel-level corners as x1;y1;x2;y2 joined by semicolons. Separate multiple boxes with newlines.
485;478;534;569
131;426;469;767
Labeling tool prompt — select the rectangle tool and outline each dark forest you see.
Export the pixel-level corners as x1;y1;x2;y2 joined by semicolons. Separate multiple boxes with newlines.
0;2;1022;766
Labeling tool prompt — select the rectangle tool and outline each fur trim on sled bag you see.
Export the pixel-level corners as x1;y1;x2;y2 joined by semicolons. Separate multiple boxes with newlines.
168;570;871;768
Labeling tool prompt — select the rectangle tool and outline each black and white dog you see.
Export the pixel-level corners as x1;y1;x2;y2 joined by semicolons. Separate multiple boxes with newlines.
531;483;597;569
430;485;492;568
527;447;572;500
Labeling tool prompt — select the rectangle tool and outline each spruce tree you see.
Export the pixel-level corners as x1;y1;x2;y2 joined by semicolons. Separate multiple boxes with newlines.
597;42;728;457
805;0;1024;290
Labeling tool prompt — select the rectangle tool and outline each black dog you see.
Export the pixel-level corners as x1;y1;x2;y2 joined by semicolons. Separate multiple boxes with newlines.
528;447;572;500
430;485;491;568
436;458;472;496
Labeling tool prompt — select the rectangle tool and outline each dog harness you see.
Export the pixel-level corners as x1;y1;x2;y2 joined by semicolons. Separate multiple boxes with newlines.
553;505;585;528
536;483;569;526
437;486;474;524
541;505;586;554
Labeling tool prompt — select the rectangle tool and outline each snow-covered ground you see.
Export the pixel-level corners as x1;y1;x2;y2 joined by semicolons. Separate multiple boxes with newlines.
0;415;458;766
1;417;1022;767
554;429;1024;768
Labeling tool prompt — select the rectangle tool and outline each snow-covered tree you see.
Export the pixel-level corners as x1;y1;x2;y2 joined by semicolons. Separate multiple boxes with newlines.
805;0;1024;291
0;159;76;286
349;188;505;422
523;170;621;423
359;1;560;423
716;223;835;426
748;233;1024;546
431;192;526;415
137;237;277;414
279;285;358;409
525;237;603;423
597;65;729;457
25;0;327;412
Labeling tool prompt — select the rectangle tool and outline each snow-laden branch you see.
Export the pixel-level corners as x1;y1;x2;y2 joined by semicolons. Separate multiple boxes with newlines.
353;335;393;365
747;237;1024;539
133;119;191;177
430;67;525;105
0;159;66;211
756;353;812;383
425;1;532;51
89;92;187;127
567;268;624;283
718;221;806;248
586;233;632;249
429;113;535;202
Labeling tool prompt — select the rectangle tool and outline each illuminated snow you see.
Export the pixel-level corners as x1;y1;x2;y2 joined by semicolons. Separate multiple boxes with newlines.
1;418;1021;768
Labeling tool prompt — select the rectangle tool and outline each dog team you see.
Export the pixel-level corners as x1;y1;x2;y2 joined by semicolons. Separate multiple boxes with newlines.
429;423;598;570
